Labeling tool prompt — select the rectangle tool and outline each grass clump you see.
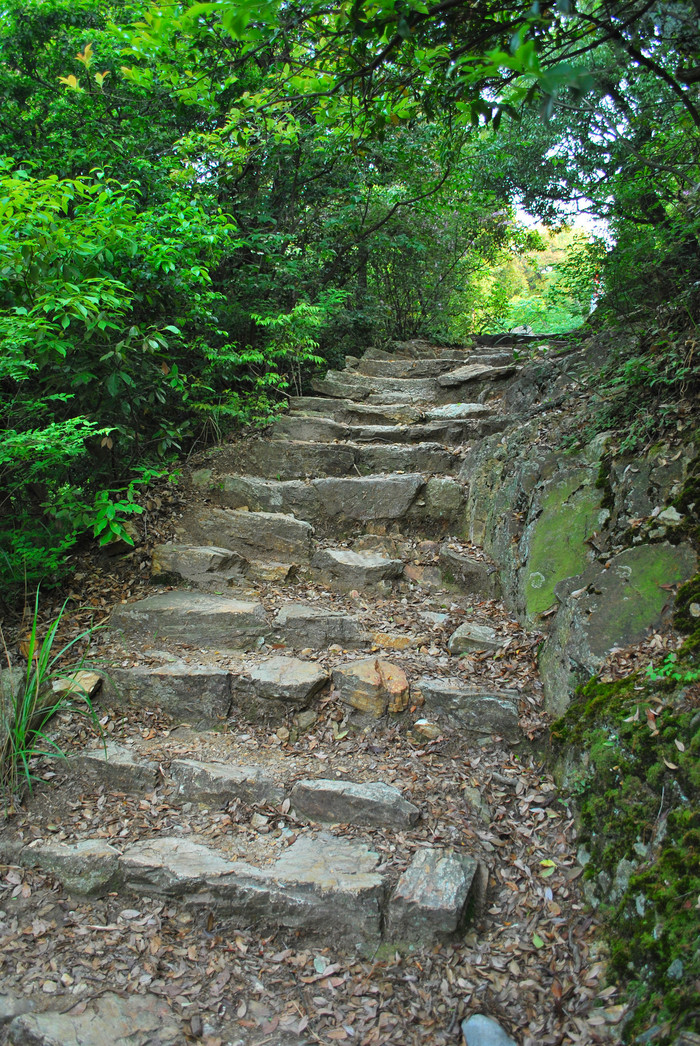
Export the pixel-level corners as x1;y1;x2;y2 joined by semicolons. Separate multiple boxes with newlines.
0;594;102;811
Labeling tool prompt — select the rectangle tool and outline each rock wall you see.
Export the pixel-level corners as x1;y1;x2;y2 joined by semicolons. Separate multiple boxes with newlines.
459;342;698;715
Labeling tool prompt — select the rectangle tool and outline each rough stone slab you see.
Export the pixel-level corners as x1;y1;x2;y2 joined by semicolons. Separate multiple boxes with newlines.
461;1014;518;1046
233;440;356;479
439;547;501;598
437;363;516;386
385;848;477;941
310;371;373;400
422;477;464;520
6;993;181;1046
353;442;457;476
169;758;283;806
425;402;493;420
178;506;314;563
274;604;367;649
111;591;269;648
448;622;502;653
312;474;424;522
311;548;404;589
355;358;467;378
151;543;246;587
289;399;422;426
231;656;329;719
51;670;102;700
291;779;419;828
20;839;121;895
416;678;520;740
271;415;350;442
0;994;35;1027
71;741;158;792
333;660;410;716
103;662;231;724
121;834;384;944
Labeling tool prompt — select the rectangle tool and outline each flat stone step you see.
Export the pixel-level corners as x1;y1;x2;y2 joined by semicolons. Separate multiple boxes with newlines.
354;358;474;378
170;757;284;806
311;547;404;590
289;397;422;425
223;439;459;479
415;677;520;741
311;365;517;405
269;414;505;446
273;603;368;649
187;474;426;530
231;655;329;722
290;778;419;828
5;992;182;1046
103;661;232;724
174;506;314;564
110;591;269;649
150;543;249;591
20;830;478;947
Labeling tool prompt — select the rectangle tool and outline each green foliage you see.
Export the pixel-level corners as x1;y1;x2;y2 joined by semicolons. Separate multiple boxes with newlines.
0;595;102;809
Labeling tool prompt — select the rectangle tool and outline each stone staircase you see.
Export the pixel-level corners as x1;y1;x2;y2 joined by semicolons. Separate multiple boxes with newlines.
9;340;534;957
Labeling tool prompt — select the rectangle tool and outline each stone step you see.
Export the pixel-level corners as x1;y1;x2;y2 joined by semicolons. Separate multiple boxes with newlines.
268;412;505;445
414;677;520;741
219;439;459;480
353;355;513;378
311;547;405;591
289;397;422;425
173;506;314;565
311;363;517;404
18;831;477;948
184;474;465;532
110;591;269;649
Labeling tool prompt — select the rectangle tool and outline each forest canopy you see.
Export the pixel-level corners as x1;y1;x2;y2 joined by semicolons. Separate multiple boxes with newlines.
1;0;699;597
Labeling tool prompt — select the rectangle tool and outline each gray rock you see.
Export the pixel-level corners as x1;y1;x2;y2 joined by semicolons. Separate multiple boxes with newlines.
416;678;519;740
177;506;314;563
461;1013;518;1046
426;403;493;420
20;839;121;895
540;542;697;715
386;848;477;941
437;363;516;386
354;442;457;475
333;660;410;717
110;591;269;649
169;758;283;806
103;662;231;724
120;833;384;944
312;474;424;523
420;477;464;521
151;543;246;588
233;439;356;479
271;415;350;442
0;994;35;1027
448;622;502;654
70;741;158;792
355;358;466;378
311;548;404;589
439;547;501;598
274;604;367;649
231;656;329;720
291;779;419;828
6;992;181;1046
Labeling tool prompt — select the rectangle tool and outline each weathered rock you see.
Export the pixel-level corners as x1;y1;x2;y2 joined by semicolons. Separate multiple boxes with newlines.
233;439;356;479
416;678;520;740
151;543;247;587
6;992;181;1046
169;758;283;806
311;548;404;589
420;477;464;522
333;660;410;716
120;834;384;944
313;474;424;523
439;546;501;598
540;541;698;715
231;656;329;720
386;849;477;941
71;742;158;792
0;994;35;1027
425;402;493;420
354;442;457;475
437;363;516;386
274;604;367;649
111;591;269;648
178;506;314;563
461;1013;518;1046
103;662;231;723
291;779;419;828
448;622;501;654
21;839;121;895
355;357;467;378
51;670;102;700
